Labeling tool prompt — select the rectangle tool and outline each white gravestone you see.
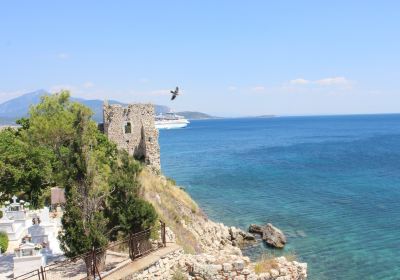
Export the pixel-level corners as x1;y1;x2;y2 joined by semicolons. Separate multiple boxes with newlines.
13;242;46;277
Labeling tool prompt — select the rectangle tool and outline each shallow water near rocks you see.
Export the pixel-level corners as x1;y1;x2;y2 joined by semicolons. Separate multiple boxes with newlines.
159;114;400;280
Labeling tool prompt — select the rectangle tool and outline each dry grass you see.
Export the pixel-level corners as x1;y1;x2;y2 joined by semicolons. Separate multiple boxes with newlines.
138;169;202;254
284;252;297;262
172;269;188;280
253;251;298;275
139;169;198;213
254;254;279;274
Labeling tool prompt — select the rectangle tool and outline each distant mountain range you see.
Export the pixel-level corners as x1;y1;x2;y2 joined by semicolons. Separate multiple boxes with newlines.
0;90;216;124
175;111;221;120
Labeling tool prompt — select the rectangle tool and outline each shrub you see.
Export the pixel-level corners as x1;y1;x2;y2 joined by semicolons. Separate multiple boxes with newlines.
254;253;279;274
0;210;3;219
107;154;157;238
172;269;187;280
0;231;9;253
118;197;158;234
166;177;176;185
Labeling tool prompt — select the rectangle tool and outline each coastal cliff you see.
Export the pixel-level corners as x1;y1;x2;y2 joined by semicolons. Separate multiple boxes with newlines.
135;169;307;280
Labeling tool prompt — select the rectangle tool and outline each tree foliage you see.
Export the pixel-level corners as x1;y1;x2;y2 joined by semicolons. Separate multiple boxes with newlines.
0;91;157;270
60;185;109;257
107;151;157;238
24;91;115;256
0;128;53;207
0;91;158;263
0;231;8;253
118;197;158;234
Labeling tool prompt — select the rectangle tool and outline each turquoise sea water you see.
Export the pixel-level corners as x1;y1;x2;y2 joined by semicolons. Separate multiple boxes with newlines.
158;115;400;280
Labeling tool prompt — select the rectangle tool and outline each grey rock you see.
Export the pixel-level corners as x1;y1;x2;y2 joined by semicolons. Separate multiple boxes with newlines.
248;224;263;234
222;263;233;271
270;268;280;277
262;223;287;248
232;260;244;271
241;231;256;241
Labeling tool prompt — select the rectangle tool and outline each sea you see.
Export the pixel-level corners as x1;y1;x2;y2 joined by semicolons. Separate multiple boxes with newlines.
159;114;400;280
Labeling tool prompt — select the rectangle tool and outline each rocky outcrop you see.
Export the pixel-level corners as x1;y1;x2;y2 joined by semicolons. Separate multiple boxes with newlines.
262;224;287;248
249;223;287;248
229;226;256;246
179;214;255;256
249;224;264;234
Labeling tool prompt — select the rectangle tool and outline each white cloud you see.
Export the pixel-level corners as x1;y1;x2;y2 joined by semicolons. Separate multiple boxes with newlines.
49;84;76;93
251;86;266;92
56;53;70;60
83;81;95;89
228;86;237;91
315;77;349;86
57;53;70;60
0;89;32;103
139;78;149;84
289;77;351;87
290;78;310;85
149;89;171;96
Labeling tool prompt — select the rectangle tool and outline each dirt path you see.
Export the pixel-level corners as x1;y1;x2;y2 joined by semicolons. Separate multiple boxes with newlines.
103;243;181;280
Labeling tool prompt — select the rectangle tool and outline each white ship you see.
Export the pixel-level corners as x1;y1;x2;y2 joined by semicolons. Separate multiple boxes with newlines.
155;112;190;129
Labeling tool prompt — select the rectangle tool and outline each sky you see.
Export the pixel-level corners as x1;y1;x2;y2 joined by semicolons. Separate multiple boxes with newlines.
0;1;399;117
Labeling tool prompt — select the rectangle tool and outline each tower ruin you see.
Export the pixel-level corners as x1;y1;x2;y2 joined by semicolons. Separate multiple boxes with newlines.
103;102;160;172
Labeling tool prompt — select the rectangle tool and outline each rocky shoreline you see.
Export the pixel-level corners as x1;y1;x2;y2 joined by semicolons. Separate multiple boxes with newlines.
249;223;287;249
135;170;307;280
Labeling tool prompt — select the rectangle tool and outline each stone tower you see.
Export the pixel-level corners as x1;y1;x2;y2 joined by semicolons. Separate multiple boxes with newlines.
103;102;160;172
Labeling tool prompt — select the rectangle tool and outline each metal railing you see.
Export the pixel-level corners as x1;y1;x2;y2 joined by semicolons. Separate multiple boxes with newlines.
13;220;167;280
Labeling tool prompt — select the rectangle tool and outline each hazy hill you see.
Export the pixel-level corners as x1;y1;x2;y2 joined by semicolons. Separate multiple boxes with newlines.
0;90;210;124
175;111;216;120
0;90;48;124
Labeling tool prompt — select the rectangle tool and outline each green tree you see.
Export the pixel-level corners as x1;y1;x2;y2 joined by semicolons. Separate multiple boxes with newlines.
60;185;108;256
25;91;113;276
0;231;8;253
118;197;158;234
107;151;157;238
0;129;53;207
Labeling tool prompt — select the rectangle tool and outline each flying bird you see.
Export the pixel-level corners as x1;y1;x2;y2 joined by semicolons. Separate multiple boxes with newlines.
170;86;179;100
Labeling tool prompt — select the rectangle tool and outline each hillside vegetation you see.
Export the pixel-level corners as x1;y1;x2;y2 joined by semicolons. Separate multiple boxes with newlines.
138;169;202;254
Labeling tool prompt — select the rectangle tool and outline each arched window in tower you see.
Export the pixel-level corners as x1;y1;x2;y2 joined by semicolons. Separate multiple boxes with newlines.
124;122;132;134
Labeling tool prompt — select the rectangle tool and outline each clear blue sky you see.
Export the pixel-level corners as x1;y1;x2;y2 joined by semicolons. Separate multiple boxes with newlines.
1;1;399;116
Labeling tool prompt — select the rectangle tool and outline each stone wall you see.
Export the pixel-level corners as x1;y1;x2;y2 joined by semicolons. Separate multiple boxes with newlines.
122;249;184;280
103;102;160;172
181;255;307;280
122;248;307;280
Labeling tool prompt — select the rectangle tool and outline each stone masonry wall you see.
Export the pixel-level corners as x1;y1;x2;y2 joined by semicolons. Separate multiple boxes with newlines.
122;249;184;280
120;248;307;280
103;102;160;172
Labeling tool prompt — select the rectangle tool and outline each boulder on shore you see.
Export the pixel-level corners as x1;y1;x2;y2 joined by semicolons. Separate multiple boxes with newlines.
262;223;286;248
229;227;256;246
248;224;263;235
248;223;287;248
